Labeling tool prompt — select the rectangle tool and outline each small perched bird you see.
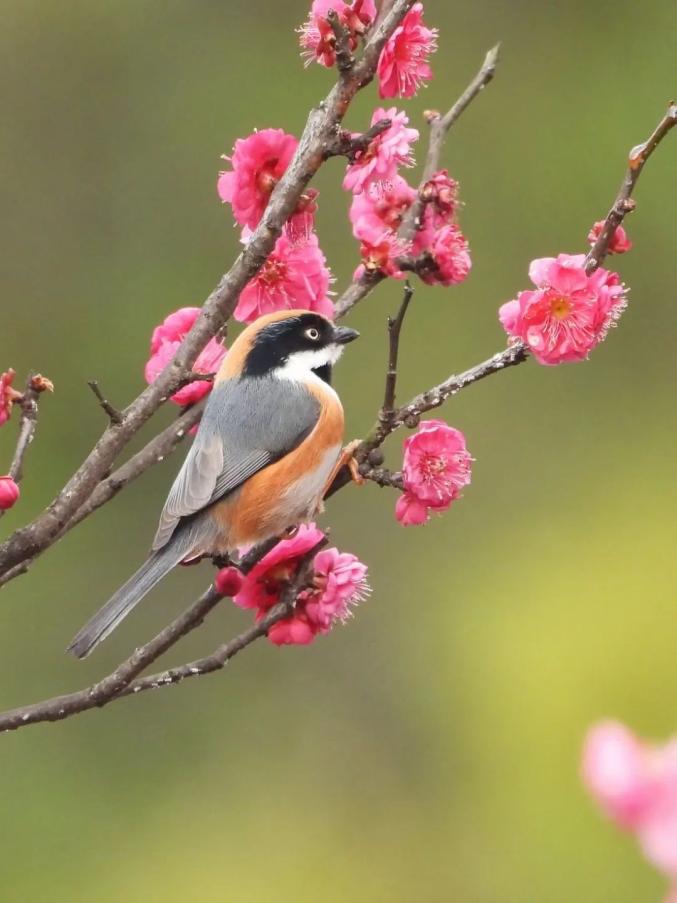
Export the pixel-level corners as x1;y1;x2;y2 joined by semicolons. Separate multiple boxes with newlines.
68;310;359;658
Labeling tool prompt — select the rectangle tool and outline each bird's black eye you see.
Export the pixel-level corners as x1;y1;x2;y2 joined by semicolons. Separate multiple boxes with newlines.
305;327;320;341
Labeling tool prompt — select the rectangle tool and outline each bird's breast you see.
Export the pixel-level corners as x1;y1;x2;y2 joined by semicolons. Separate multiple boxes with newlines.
211;382;344;549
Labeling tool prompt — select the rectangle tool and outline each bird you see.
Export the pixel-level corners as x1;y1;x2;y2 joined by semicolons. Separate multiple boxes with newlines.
68;309;359;658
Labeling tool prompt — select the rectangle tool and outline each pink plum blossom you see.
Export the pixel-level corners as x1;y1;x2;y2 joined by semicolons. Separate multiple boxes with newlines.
420;169;459;225
583;721;677;892
498;253;627;365
415;222;471;286
214;566;245;597
302;548;369;629
144;307;227;406
349;176;416;243
0;476;20;511
218;129;298;229
377;3;437;99
354;235;408;280
234;524;368;646
234;230;334;324
394;492;429;526
234;524;326;612
396;419;472;525
343;108;419;194
0;369;19;427
298;0;376;68
588;220;633;254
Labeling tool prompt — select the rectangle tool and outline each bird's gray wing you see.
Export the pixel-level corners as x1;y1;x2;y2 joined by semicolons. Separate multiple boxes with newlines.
152;376;321;550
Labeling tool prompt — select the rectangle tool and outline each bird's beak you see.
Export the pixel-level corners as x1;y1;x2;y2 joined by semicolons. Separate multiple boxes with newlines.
333;326;360;345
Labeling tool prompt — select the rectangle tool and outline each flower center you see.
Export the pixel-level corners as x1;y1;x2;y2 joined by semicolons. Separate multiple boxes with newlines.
256;161;279;196
259;256;287;286
550;295;573;320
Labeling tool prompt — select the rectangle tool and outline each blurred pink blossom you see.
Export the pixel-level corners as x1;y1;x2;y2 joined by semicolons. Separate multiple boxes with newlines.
343;108;418;194
499;253;627;365
234;230;333;324
583;721;677;894
298;0;376;68
0;369;19;427
377;2;437;98
218;129;298;229
0;476;20;511
396;419;472;525
144;307;226;406
587;220;633;254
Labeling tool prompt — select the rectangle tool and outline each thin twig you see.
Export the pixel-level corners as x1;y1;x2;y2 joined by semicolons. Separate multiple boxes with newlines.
0;374;51;519
382;281;414;416
0;539;324;732
87;380;123;425
400;43;500;241
334;43;500;319
586;101;677;272
0;401;205;590
327;9;354;74
0;0;415;581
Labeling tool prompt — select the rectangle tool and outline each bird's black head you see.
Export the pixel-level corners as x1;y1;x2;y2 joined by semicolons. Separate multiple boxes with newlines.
242;312;359;383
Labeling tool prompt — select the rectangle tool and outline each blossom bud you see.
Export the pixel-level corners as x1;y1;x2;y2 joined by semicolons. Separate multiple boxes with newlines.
0;476;20;510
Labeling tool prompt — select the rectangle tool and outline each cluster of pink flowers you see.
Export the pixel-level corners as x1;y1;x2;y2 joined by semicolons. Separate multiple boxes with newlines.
215;524;369;646
0;475;19;511
395;419;473;526
583;721;677;897
0;369;19;427
299;0;376;68
299;1;437;100
144;307;227;406
499;253;627;365
217;128;335;322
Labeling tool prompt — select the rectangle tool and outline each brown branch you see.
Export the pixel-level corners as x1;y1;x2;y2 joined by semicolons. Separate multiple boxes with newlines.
335;271;385;320
382;281;414;416
0;374;52;520
334;43;500;319
87;380;122;425
0;0;415;581
0;538;324;733
329;118;392;162
585;101;676;272
326;8;354;74
0;401;205;590
400;43;500;241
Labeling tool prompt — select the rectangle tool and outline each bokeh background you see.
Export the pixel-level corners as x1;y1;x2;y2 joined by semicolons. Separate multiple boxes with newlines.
1;1;675;900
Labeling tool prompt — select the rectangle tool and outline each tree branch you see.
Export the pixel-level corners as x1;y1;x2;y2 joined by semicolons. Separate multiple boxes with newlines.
327;9;354;74
0;539;324;732
0;373;52;520
0;401;205;590
400;43;500;241
87;380;123;425
382;281;414;416
586;101;676;271
334;43;500;319
0;0;416;581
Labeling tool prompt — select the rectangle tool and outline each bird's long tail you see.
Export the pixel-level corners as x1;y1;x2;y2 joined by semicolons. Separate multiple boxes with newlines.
67;523;200;659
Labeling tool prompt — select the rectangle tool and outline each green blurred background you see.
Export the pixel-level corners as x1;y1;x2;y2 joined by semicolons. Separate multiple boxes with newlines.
1;1;675;900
